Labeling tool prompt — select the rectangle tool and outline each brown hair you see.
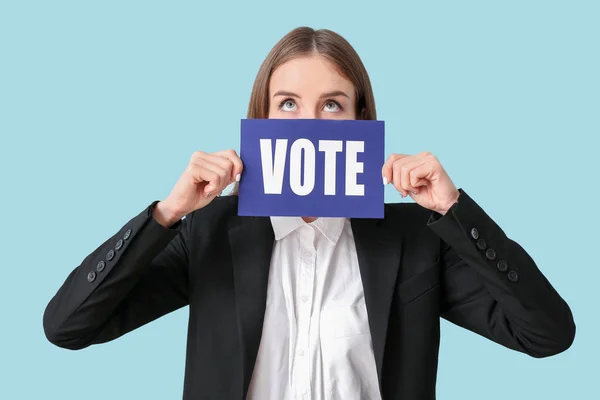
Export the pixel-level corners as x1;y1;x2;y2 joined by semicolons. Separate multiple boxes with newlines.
247;26;377;120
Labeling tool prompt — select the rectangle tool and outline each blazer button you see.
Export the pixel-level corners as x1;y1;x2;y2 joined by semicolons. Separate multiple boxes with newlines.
106;249;115;261
470;228;479;240
87;271;96;282
96;260;105;272
476;238;487;250
115;239;123;251
497;260;508;272
124;229;132;241
485;249;497;260
508;270;519;282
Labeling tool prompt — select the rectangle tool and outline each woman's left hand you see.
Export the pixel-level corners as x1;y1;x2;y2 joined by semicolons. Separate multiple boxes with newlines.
382;152;460;215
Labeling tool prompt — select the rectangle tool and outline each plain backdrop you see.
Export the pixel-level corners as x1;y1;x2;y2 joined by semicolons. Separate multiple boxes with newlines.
1;1;598;399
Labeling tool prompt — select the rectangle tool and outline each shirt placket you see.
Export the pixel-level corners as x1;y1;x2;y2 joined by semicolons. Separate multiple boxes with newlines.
293;225;316;399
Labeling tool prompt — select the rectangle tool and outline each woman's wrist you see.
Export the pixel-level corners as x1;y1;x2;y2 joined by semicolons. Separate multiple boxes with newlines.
153;200;183;228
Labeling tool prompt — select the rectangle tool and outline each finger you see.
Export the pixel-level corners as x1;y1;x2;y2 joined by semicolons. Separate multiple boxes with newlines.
409;163;435;192
389;155;417;196
191;160;229;195
186;163;220;194
190;150;208;165
188;159;228;194
382;154;409;185
402;158;427;194
393;158;424;196
190;150;243;183
197;153;235;183
214;149;244;182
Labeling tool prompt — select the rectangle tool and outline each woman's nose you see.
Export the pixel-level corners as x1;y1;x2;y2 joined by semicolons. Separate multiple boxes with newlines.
298;108;318;119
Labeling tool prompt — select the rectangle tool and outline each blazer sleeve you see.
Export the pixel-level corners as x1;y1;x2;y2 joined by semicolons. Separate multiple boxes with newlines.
43;201;190;350
427;189;575;358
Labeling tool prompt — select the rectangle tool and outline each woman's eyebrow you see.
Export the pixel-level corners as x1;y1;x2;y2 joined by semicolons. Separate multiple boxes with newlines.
319;90;350;99
272;90;350;99
272;90;300;98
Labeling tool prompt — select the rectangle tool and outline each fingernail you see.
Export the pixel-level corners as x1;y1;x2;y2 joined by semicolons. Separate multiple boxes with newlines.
412;191;418;195
204;192;211;198
235;174;241;182
382;176;388;185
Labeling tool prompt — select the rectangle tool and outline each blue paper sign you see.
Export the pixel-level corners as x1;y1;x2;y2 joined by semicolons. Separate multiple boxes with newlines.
238;118;385;218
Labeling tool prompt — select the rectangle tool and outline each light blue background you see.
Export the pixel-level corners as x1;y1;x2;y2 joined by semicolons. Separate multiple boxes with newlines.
1;1;597;399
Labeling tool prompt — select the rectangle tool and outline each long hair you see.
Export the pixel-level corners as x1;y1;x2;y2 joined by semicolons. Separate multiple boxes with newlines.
247;26;376;120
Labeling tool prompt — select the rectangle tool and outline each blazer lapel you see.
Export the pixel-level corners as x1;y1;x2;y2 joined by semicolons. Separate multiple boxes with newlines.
228;214;275;397
351;217;403;388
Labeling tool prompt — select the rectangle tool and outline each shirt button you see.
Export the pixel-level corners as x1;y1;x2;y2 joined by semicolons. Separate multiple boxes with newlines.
301;296;308;303
297;349;304;357
304;251;312;259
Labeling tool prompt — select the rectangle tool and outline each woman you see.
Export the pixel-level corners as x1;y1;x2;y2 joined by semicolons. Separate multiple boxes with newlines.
43;27;575;400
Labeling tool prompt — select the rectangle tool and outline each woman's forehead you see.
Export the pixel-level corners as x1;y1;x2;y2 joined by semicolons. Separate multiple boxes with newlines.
269;55;355;98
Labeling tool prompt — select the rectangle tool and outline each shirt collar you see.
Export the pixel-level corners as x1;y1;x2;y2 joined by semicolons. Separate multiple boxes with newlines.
270;216;346;245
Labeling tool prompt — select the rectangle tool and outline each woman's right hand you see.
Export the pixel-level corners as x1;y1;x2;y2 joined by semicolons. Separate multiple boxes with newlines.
154;149;243;227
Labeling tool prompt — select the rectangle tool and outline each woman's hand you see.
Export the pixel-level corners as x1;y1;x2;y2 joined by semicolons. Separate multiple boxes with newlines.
382;151;460;215
154;149;243;226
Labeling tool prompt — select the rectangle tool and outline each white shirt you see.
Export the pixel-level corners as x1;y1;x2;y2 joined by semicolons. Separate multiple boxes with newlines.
246;216;382;400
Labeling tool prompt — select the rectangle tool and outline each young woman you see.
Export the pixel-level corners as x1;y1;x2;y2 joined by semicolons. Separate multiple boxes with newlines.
43;27;575;400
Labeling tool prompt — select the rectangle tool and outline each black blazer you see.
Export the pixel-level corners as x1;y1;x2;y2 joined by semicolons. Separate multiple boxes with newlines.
43;189;575;399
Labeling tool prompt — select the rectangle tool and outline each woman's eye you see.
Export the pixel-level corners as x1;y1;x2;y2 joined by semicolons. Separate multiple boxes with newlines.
323;101;341;112
280;99;297;111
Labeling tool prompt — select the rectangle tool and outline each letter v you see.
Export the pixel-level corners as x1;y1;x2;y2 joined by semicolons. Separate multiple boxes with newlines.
260;138;288;194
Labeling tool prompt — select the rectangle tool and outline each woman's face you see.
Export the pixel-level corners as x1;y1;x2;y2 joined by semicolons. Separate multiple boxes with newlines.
268;55;357;120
